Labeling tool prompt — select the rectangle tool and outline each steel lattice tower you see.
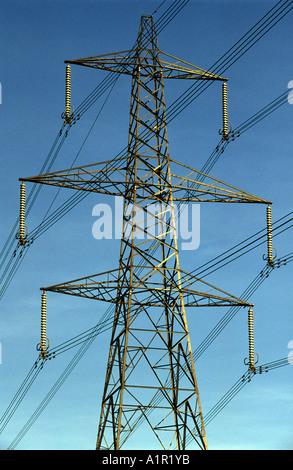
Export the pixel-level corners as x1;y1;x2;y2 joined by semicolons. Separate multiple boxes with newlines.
19;15;273;450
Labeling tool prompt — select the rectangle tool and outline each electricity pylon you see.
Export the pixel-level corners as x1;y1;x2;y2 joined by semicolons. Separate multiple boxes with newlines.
19;15;272;450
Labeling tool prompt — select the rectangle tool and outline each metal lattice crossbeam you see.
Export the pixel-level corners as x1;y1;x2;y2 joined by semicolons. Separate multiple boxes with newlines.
65;49;227;81
20;156;271;204
42;266;252;308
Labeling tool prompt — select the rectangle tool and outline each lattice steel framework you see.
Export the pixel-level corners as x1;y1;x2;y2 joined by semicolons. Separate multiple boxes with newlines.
20;16;272;450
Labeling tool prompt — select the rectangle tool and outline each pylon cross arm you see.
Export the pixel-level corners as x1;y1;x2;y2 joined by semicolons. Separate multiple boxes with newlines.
65;50;226;81
41;266;251;308
19;156;271;205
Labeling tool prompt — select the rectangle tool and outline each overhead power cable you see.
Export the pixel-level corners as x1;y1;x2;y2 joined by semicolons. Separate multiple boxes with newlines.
0;127;68;265
234;90;289;135
192;251;293;364
0;163;291;427
66;0;191;119
201;88;289;176
0;83;290;302
1;1;292;448
0;1;291;301
3;245;291;449
0;0;193;445
42;218;292;359
0;357;44;436
0;0;189;292
198;354;292;435
180;352;292;447
74;0;293;121
0;82;289;301
167;0;293;124
5;308;113;451
27;88;292;248
1;20;290;448
118;252;293;448
0;302;114;442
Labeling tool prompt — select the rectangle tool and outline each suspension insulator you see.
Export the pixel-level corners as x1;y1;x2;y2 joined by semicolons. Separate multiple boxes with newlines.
18;182;27;247
40;291;48;359
64;64;71;125
266;205;274;267
244;306;259;374
222;81;229;141
248;306;255;373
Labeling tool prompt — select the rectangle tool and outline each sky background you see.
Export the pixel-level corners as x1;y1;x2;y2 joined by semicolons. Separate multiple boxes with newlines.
0;0;292;450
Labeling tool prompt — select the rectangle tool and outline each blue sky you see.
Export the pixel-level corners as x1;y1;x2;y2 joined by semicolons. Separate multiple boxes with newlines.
0;0;292;450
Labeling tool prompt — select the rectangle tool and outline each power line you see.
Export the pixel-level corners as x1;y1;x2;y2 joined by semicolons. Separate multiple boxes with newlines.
46;217;292;359
0;2;195;301
1;1;292;449
0;83;290;302
201;354;292;432
1;110;292;441
0;1;292;301
72;0;191;119
167;0;293;123
118;253;293;448
0;357;44;436
0;0;189;282
0;0;194;440
3;241;291;449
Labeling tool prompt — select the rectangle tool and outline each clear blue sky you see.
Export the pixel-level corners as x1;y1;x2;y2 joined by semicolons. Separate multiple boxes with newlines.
0;0;292;450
